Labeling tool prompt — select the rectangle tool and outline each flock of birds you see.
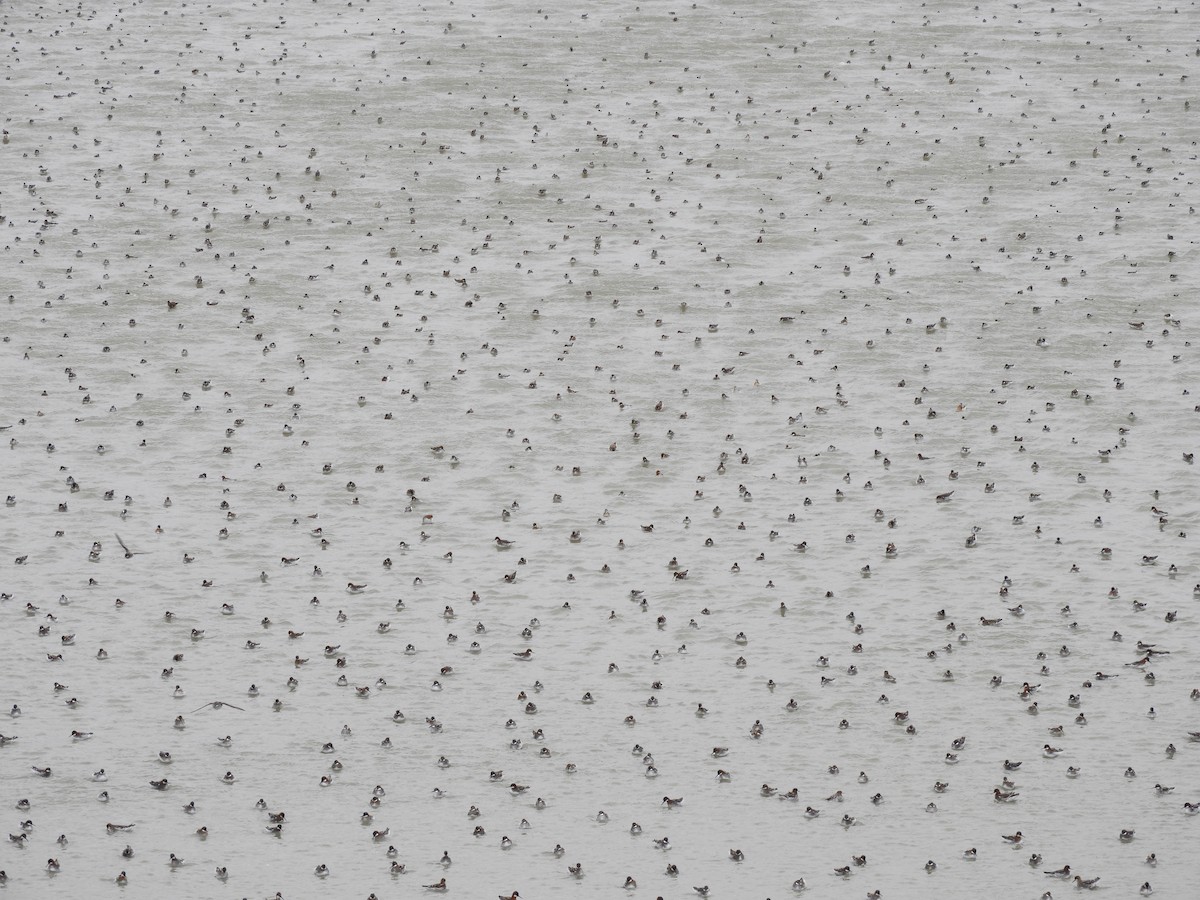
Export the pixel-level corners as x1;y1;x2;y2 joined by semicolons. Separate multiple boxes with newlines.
1;0;1198;897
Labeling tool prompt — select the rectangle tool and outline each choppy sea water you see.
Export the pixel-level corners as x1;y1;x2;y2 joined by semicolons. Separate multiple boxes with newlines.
1;0;1197;898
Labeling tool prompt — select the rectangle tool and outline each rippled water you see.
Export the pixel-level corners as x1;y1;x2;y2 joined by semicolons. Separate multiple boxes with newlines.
1;0;1197;898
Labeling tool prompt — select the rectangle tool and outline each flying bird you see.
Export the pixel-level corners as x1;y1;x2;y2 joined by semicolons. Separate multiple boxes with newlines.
191;701;245;713
115;534;145;558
